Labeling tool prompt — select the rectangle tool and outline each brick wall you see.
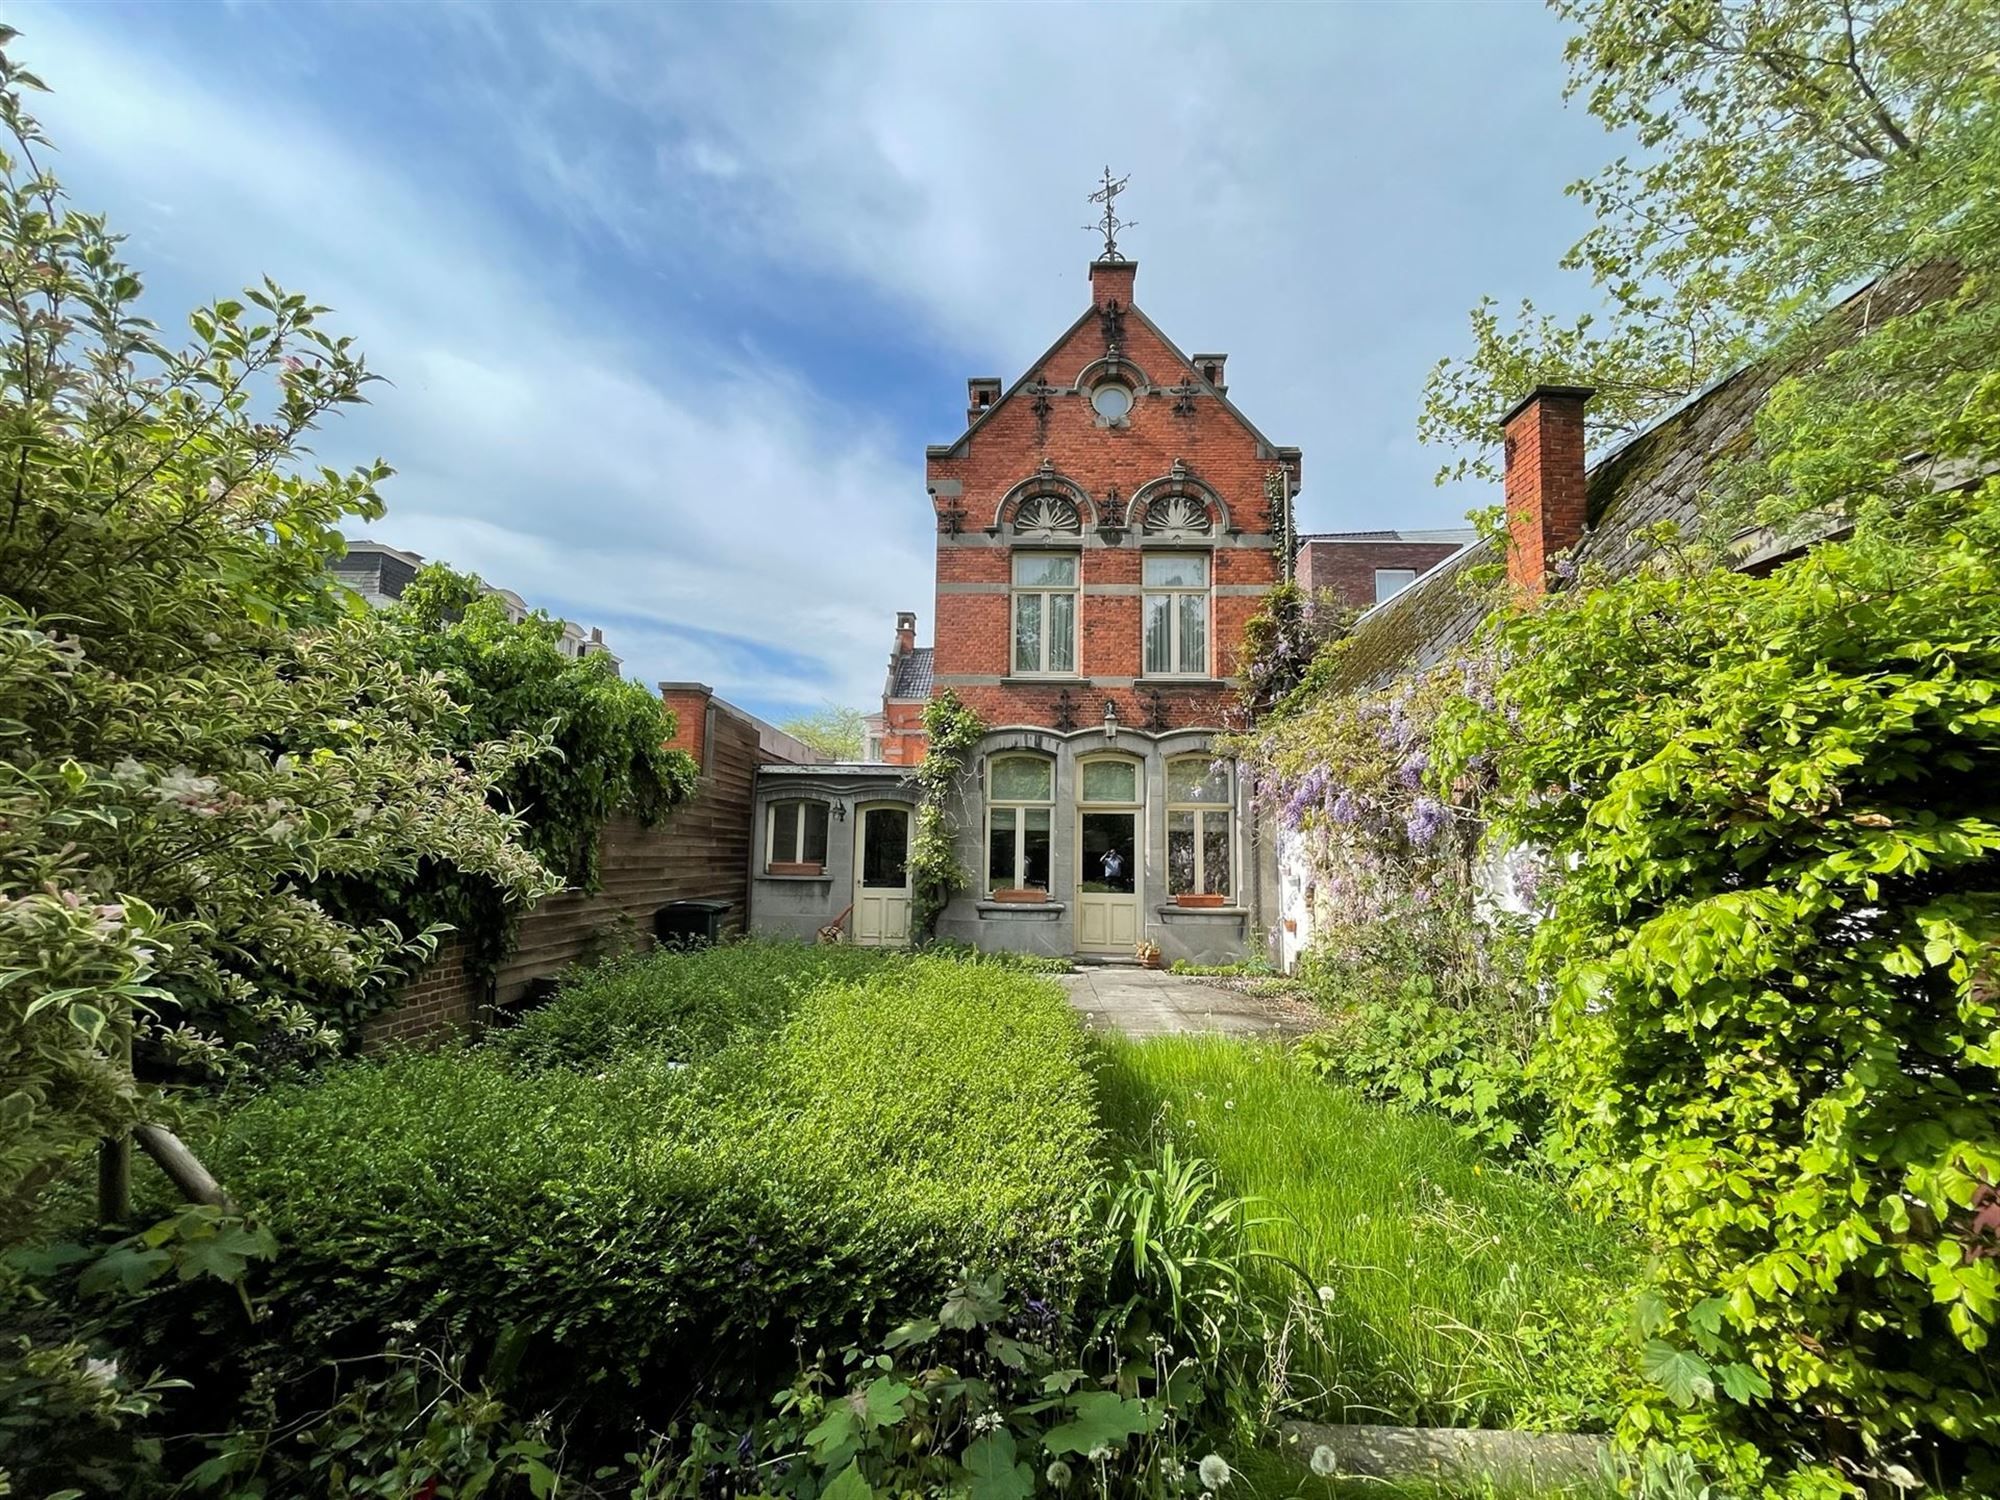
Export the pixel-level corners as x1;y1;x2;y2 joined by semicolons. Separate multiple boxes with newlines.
881;700;927;764
1296;540;1466;610
924;259;1293;734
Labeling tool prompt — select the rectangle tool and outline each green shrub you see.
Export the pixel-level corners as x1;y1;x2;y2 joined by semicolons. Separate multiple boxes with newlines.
127;953;1102;1439
1441;499;2000;1491
495;940;894;1070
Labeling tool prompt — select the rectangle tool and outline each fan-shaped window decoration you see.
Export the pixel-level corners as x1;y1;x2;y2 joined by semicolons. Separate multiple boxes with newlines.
1142;494;1212;538
1013;495;1082;539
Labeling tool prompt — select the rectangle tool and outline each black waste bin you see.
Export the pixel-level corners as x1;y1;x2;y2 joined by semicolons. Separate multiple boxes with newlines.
654;899;731;949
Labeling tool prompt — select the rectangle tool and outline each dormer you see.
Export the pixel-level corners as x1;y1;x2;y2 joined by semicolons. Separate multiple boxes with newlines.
1192;353;1227;394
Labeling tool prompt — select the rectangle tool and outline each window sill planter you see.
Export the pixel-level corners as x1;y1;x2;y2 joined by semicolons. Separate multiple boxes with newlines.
1173;892;1230;908
988;888;1053;904
975;899;1065;920
767;861;825;877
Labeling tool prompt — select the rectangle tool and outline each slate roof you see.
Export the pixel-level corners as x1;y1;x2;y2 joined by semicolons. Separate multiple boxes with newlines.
1322;267;1959;695
889;647;935;701
1298;528;1478;546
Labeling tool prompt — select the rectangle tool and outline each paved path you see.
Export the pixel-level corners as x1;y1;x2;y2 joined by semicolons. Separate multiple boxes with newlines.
1060;967;1315;1039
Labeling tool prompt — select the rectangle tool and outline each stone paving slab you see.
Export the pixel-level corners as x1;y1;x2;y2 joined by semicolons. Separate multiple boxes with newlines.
1060;968;1315;1039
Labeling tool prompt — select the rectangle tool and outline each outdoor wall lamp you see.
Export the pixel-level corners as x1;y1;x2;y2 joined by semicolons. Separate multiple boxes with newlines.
832;801;847;823
1102;699;1119;741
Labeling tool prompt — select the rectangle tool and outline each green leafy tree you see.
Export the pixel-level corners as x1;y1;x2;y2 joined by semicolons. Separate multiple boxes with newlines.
0;35;558;1245
321;564;698;996
781;703;868;761
1420;0;2000;479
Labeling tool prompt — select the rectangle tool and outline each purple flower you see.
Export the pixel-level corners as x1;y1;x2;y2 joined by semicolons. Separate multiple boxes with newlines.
1398;750;1427;789
1404;796;1448;847
1330;790;1362;825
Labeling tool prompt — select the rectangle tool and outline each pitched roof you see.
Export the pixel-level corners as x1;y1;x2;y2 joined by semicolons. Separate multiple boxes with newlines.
889;647;934;700
1299;528;1478;546
1322;267;1961;696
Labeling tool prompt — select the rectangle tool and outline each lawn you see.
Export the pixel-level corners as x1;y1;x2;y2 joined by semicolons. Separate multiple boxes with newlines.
1094;1034;1634;1432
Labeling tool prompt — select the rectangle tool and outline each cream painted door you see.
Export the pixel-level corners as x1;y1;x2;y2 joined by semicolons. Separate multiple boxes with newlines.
853;804;912;947
1076;807;1140;950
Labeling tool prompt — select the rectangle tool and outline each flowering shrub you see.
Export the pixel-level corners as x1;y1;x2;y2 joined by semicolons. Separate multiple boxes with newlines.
1233;581;1356;718
1227;657;1544;1150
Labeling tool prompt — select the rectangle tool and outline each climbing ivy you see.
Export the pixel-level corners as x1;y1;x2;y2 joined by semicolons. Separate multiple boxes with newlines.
317;564;699;1007
908;690;985;943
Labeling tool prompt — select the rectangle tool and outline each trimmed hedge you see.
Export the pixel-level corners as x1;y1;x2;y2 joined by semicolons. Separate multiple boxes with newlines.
493;940;895;1070
176;951;1102;1421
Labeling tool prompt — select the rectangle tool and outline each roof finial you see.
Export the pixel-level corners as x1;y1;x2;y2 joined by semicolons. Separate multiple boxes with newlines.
1085;166;1133;262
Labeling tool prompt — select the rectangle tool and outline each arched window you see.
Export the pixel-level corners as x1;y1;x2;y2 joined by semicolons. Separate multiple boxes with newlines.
766;799;830;874
1166;758;1233;898
986;754;1053;895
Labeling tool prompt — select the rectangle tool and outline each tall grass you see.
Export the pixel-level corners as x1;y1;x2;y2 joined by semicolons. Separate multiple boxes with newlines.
1094;1036;1634;1431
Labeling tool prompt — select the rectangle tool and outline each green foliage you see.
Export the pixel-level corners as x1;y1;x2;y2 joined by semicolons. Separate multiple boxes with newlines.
1420;0;2000;479
780;703;868;761
638;1259;1235;1500
182;1343;559;1499
910;689;985;942
495;940;895;1070
1235;583;1357;720
1439;495;2000;1491
0;34;555;1256
323;564;698;987
1094;1036;1634;1432
119;951;1102;1442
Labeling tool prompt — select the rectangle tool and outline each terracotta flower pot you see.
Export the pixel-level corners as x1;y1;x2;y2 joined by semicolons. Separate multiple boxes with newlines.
1174;893;1229;908
989;887;1050;904
768;861;824;876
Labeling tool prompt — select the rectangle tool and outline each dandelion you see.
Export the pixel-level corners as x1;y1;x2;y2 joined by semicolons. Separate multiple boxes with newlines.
1315;1285;1335;1305
1087;1445;1113;1464
1199;1455;1232;1491
1045;1460;1073;1489
1310;1446;1339;1478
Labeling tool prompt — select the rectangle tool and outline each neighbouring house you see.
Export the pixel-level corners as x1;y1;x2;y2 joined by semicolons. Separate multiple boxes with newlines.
337;536;623;671
751;251;1297;963
1294;527;1475;609
1272;270;1960;970
862;610;932;766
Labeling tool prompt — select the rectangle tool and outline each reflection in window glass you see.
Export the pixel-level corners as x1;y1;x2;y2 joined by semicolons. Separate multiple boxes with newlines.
1142;553;1210;675
768;799;830;869
861;808;909;888
987;756;1054;893
1165;757;1232;896
1080;759;1138;804
1013;552;1079;675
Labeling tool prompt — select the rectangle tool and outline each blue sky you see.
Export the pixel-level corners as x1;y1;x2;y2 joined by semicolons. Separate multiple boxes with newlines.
16;1;1610;724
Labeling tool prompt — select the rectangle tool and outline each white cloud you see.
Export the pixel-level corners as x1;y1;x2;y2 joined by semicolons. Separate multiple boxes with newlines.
15;3;929;717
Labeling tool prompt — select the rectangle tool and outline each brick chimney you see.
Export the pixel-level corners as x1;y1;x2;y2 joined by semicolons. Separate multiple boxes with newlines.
1501;385;1594;595
1089;258;1136;310
895;611;917;656
657;680;713;771
966;378;1000;428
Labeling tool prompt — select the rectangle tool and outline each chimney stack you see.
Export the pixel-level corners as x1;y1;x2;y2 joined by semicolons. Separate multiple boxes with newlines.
1501;385;1594;596
966;378;1001;428
1088;258;1136;310
657;680;713;771
895;611;917;657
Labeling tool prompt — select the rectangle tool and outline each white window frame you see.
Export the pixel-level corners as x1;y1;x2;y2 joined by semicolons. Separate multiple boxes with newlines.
1374;567;1419;604
1166;757;1234;898
985;754;1055;894
1012;551;1079;677
765;798;830;872
1142;552;1211;678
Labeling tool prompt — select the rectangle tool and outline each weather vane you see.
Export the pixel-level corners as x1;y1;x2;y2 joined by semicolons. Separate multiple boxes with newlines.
1086;166;1133;262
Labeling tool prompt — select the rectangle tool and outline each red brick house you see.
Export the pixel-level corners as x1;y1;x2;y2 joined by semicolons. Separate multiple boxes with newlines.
863;610;931;767
751;253;1295;960
1295;528;1474;610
